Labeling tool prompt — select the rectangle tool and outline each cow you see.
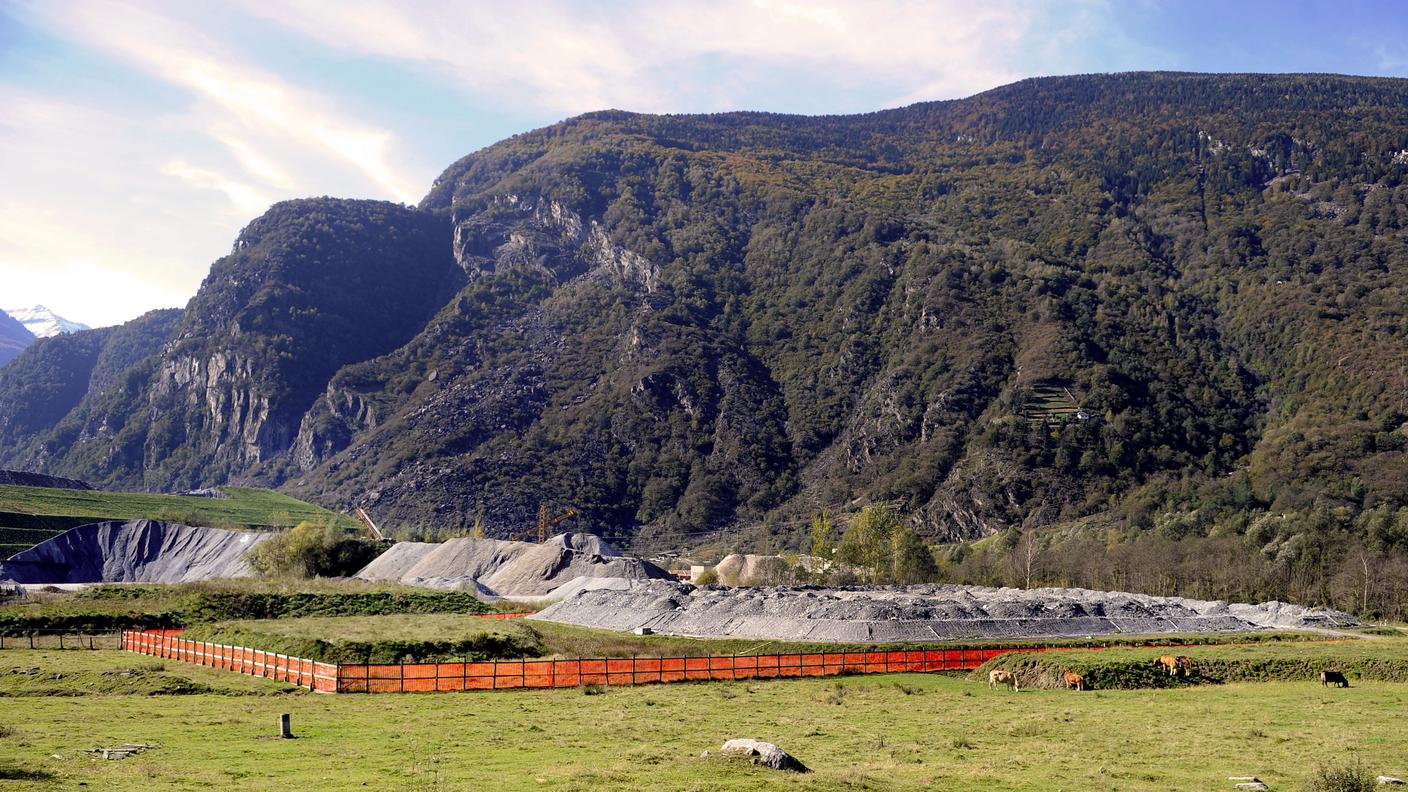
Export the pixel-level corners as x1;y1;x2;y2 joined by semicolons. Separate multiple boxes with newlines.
1062;671;1086;691
1155;655;1181;676
988;669;1019;691
1320;670;1349;688
1176;656;1193;677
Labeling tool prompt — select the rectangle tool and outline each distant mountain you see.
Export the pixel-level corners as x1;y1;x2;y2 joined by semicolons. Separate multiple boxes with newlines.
0;309;37;367
4;305;91;338
1;72;1406;566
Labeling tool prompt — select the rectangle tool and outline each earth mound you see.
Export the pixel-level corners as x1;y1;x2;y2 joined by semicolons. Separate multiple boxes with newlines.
0;519;268;583
353;532;668;598
532;582;1361;642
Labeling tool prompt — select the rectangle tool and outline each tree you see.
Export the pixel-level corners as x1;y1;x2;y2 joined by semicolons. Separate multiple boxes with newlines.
890;522;939;584
838;504;936;584
839;505;899;583
808;510;835;579
246;521;381;578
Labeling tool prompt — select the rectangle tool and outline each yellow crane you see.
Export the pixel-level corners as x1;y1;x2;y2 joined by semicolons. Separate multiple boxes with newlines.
510;505;579;543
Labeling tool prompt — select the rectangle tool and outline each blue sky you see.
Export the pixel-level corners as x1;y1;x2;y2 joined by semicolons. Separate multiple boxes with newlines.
1;0;1406;327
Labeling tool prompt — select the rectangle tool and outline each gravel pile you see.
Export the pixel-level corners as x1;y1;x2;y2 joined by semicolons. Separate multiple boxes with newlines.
354;532;670;599
532;582;1361;642
0;520;267;583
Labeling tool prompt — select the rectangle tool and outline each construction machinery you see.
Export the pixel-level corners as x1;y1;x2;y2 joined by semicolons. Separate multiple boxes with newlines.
510;505;579;543
354;507;387;542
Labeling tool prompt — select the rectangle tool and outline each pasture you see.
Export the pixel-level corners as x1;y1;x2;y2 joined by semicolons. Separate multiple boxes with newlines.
2;644;1405;791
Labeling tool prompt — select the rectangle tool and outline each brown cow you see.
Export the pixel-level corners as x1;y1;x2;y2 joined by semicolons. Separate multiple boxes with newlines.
1176;656;1193;677
1320;670;1349;688
988;669;1019;691
1063;671;1086;691
1155;655;1181;676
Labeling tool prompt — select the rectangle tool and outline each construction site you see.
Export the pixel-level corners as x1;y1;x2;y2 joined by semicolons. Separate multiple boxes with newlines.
1;477;1404;791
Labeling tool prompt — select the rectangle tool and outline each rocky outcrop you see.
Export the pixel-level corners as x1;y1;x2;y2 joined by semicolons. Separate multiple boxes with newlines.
717;739;808;773
452;193;657;291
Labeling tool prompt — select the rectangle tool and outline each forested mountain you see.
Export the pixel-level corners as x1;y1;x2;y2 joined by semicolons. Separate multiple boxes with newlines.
0;310;36;367
3;73;1408;610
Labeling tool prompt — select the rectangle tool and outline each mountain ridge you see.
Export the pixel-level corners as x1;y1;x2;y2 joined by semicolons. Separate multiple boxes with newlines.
1;72;1405;565
0;309;36;367
4;305;91;338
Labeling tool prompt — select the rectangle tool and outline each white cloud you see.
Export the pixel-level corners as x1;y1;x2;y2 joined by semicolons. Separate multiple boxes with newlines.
243;0;1054;114
1;0;1129;328
21;0;426;204
0;92;214;327
160;160;271;216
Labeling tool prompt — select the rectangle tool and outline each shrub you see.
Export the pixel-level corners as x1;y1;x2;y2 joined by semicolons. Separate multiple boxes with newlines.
693;568;719;586
246;521;382;578
1304;760;1376;792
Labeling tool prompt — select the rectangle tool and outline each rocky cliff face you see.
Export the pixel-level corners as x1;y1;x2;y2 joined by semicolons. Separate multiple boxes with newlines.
3;73;1407;551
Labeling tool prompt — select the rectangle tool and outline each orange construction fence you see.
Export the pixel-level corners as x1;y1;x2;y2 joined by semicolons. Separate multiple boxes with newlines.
334;647;1010;693
123;627;1018;694
122;628;339;693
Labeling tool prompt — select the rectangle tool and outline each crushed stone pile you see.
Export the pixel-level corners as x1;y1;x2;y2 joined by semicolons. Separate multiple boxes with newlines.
0;520;268;583
354;532;670;599
533;581;1362;642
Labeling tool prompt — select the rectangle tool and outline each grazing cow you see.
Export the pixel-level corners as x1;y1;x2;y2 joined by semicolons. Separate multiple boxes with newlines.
1176;656;1193;677
1155;655;1181;676
1062;671;1086;691
1320;670;1349;688
988;669;1019;691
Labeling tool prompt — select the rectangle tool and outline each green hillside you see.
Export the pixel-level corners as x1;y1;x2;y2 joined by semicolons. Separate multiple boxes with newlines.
1;72;1407;615
0;485;356;557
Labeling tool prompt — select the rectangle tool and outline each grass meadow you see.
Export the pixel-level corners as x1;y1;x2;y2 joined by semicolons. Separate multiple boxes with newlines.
2;646;1405;791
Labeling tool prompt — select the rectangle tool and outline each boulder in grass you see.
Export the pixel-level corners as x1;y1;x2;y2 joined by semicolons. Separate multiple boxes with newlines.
1379;778;1406;786
718;738;807;772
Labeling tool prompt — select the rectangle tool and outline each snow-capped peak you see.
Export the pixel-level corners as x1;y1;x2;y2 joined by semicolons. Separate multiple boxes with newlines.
2;305;90;338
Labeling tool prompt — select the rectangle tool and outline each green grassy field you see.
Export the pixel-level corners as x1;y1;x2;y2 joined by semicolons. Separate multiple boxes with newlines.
0;484;357;534
0;647;1403;791
979;636;1408;688
0;581;497;634
176;611;1336;665
0;650;303;697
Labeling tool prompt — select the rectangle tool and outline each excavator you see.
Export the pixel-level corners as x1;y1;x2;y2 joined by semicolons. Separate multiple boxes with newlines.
509;504;579;543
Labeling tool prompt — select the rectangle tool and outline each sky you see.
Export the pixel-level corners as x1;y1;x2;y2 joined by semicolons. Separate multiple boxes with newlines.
1;0;1406;328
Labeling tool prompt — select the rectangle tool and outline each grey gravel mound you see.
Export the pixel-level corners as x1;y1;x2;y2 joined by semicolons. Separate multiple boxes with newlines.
353;532;668;598
532;582;1362;642
0;520;268;583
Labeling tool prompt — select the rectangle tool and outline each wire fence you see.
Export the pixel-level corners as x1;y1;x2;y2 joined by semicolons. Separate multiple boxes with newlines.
0;630;123;650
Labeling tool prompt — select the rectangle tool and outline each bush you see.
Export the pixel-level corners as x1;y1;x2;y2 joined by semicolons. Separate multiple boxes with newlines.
693;568;719;586
246;521;382;578
1304;760;1376;792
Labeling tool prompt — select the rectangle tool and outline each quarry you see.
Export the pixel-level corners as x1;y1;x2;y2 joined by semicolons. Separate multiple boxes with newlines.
1;518;1359;643
531;581;1360;643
